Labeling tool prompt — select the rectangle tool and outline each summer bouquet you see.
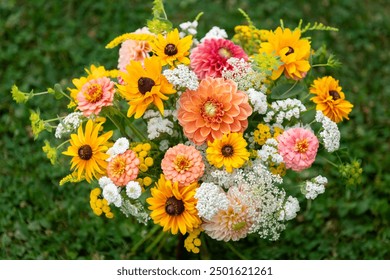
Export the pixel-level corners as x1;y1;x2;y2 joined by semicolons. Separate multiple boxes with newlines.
12;0;362;255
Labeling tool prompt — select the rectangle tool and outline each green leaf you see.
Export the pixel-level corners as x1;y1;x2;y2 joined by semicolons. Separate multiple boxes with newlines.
270;82;305;99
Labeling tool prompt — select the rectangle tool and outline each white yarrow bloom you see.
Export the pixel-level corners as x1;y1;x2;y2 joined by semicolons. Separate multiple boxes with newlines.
279;196;300;221
163;65;199;91
102;183;122;207
113;137;129;155
179;20;198;37
315;111;340;152
55;112;84;139
98;176;114;189
264;98;306;124
247;88;268;114
126;181;142;199
201;26;228;42
144;110;174;140
195;182;229;220
303;175;328;200
257;138;284;165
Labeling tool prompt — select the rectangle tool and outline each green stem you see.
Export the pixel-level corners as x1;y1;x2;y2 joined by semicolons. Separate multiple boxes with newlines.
32;91;49;96
311;63;331;68
225;242;246;260
56;139;70;150
131;224;161;253
319;155;338;168
116;109;147;141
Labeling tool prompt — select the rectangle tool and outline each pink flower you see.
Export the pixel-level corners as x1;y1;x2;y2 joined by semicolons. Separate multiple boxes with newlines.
190;38;248;79
77;77;115;117
277;127;319;172
107;150;140;187
161;144;205;187
118;27;152;70
177;77;252;145
202;186;254;242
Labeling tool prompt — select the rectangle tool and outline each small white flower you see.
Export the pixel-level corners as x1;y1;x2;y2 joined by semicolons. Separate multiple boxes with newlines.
201;26;228;42
279;196;300;221
113;137;129;154
106;147;118;162
126;181;142;199
103;183;122;207
303;175;328;199
98;176;113;189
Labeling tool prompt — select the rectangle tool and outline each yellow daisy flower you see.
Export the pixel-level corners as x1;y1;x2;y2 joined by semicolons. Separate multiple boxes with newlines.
310;76;353;123
146;175;201;235
117;56;176;119
62;119;113;182
206;132;250;173
150;28;192;67
259;27;311;80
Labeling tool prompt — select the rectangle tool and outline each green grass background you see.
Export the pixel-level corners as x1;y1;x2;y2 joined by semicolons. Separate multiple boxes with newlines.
1;0;389;259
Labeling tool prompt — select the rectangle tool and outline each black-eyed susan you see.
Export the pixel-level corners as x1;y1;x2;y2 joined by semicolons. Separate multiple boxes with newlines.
206;132;250;173
117;56;176;119
310;76;353;123
150;28;192;67
146;175;201;235
62;119;113;182
259;27;311;80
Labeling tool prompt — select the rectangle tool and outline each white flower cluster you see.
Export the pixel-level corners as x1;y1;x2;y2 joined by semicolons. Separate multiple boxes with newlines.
195;182;229;220
303;175;328;200
278;196;300;221
143;110;175;140
264;98;306;124
55;112;84;139
201;26;228;42
106;137;129;161
179;20;198;37
120;199;150;225
257;138;284;165
163;65;199;91
315;111;340;152
222;57;267;91
247;88;268;115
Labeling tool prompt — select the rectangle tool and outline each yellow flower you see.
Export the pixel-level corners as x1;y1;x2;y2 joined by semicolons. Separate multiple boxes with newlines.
310;76;353;123
150;28;192;66
62;119;113;182
146;175;201;235
206;132;250;173
117;56;176;118
259;27;311;80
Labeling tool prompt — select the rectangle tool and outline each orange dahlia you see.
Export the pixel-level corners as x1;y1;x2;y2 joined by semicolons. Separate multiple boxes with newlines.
259;27;311;80
177;77;252;145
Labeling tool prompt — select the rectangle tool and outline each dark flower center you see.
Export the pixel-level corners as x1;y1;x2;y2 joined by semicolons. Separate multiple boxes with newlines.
138;77;155;94
78;145;93;160
222;145;234;157
285;46;294;56
165;196;185;216
329;90;341;100
164;43;178;56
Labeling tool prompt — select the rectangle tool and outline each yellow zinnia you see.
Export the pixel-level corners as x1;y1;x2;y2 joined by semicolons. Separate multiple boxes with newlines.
259;27;311;80
146;175;201;235
117;56;176;119
62;119;113;182
310;76;353;123
150;28;192;67
206;132;250;173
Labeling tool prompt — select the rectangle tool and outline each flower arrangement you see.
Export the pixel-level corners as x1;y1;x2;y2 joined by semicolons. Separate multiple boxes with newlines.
12;0;362;255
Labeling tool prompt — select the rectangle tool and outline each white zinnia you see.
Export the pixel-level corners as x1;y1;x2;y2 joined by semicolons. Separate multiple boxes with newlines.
126;181;142;199
103;183;122;207
113;137;129;155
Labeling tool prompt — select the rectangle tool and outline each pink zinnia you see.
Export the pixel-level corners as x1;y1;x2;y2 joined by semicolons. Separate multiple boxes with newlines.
77;77;115;117
161;144;205;187
107;150;140;187
277;127;319;172
177;77;252;145
190;38;248;79
118;27;152;70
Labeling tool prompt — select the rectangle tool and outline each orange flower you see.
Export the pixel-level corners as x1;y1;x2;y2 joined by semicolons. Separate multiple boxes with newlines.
177;77;252;145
